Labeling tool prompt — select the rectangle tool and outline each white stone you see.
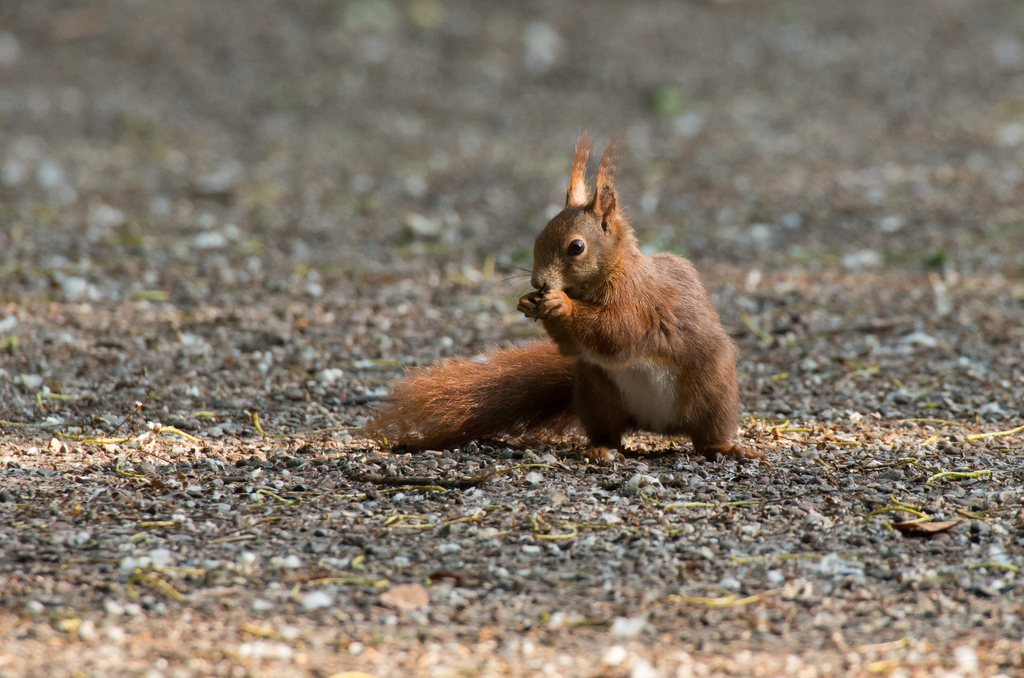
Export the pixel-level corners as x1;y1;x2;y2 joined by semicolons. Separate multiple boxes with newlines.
78;619;97;641
780;212;802;229
252;598;274;611
998;123;1024;146
342;1;399;33
301;589;333;611
120;556;151;572
978;401;1005;416
523;22;562;75
878;215;905;233
404;174;427;198
901;331;938;348
814;553;863;577
404;212;441;238
750;223;773;247
718;576;742;591
631;659;659;678
193;231;228;249
87;204;126;243
61;276;90;301
547;612;566;629
238;641;292;659
640;192;659;214
740;522;762;538
993;38;1023;69
610;616;647;638
194;161;242;195
803;510;834;531
315;368;345;385
0;31;20;67
953;646;978;673
624;474;664;496
673;111;705;138
2;160;26;186
37;159;65;190
842;249;882;269
19;374;43;390
151;196;171;215
148;549;174;567
603;645;629;666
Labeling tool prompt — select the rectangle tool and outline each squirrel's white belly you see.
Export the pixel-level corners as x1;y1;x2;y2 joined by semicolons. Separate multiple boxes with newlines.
580;352;679;432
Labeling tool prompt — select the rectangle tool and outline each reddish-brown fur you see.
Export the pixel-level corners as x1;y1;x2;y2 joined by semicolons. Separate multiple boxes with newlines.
365;341;576;451
565;134;593;208
367;134;767;464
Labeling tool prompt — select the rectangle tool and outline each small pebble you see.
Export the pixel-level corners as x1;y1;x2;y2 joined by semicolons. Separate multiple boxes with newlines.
301;590;333;611
631;659;658;678
602;645;629;666
77;620;97;641
718;576;742;591
953;646;978;673
609;617;647;639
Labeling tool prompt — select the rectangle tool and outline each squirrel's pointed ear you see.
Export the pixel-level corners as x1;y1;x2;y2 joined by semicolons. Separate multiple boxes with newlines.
590;138;620;232
565;133;593;208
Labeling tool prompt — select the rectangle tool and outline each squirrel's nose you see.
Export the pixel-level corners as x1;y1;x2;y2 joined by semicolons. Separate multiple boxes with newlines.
532;269;553;291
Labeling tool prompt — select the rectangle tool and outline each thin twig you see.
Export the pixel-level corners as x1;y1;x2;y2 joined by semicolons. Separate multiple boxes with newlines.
926;470;992;487
109;395;149;438
965;424;1024;442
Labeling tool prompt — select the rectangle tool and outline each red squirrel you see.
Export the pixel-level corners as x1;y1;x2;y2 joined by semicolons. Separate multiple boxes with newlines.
367;134;767;465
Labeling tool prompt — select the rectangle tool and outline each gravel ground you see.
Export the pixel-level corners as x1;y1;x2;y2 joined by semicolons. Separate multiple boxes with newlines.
2;1;1024;677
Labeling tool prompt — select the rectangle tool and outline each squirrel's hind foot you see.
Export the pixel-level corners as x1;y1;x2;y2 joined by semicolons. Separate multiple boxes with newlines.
581;446;625;464
698;443;770;467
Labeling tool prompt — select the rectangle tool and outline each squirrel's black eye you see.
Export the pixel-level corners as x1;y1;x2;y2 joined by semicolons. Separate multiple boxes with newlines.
567;239;585;256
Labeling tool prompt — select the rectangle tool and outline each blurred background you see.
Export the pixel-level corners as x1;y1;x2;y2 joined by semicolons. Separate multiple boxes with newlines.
2;0;1024;304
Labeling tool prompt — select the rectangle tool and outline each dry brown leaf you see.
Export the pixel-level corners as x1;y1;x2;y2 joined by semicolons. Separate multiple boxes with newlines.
379;583;430;612
891;519;961;538
281;566;332;583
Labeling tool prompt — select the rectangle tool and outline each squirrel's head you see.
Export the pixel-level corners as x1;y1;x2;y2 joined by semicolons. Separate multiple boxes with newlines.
530;134;636;297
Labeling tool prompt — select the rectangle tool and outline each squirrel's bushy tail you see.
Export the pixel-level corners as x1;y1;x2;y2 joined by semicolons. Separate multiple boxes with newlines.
365;340;577;451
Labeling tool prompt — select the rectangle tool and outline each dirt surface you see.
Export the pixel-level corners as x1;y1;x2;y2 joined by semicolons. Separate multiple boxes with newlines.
2;1;1024;676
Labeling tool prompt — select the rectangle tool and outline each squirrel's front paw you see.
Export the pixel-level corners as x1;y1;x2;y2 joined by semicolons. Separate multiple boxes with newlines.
536;289;571;319
517;291;542;319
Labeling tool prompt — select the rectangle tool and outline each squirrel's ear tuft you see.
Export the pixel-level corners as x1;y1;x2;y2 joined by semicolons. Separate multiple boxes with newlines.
565;133;593;208
590;138;620;232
